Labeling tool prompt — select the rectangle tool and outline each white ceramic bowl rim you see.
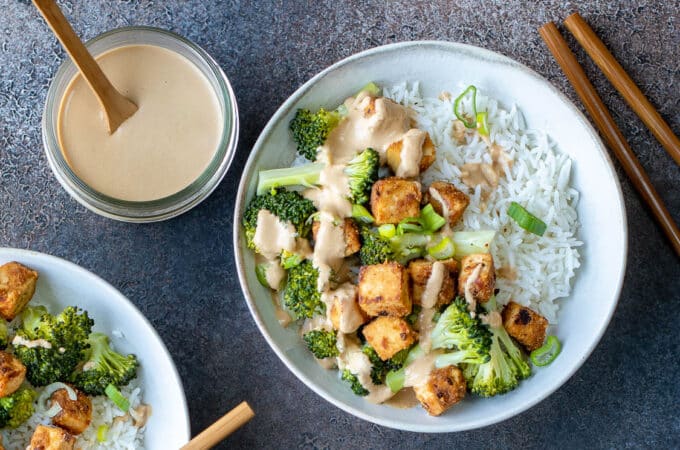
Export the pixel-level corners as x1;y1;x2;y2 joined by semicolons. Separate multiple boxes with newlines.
234;40;627;432
0;248;191;444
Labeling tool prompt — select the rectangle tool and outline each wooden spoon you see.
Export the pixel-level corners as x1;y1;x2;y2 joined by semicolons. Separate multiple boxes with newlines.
181;401;255;450
33;0;138;134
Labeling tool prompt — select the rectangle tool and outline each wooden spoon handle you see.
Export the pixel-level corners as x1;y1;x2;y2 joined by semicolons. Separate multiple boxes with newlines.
32;0;137;133
181;402;255;450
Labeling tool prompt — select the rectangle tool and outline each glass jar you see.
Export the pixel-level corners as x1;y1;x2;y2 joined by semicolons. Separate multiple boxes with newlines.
42;26;238;222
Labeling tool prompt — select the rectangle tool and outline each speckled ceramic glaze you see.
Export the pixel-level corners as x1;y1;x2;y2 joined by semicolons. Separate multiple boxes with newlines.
234;41;627;432
0;248;191;446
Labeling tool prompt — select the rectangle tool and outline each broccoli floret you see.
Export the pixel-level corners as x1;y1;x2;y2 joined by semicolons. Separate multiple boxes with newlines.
0;320;8;349
0;387;36;428
431;298;492;367
12;305;93;386
303;330;339;359
255;148;380;206
358;226;430;265
341;369;368;396
363;345;409;385
463;298;531;397
283;260;324;319
242;188;317;251
290;108;343;161
71;332;138;396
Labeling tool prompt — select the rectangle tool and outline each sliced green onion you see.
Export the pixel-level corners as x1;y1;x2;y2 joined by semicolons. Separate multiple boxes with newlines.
397;222;423;235
453;85;478;128
507;202;547;236
476;111;489;136
358;81;381;97
419;204;446;233
530;335;562;366
97;424;108;443
256;163;324;195
351;204;374;224
450;230;496;257
255;264;270;288
427;236;455;260
378;224;396;239
386;368;405;393
105;384;129;412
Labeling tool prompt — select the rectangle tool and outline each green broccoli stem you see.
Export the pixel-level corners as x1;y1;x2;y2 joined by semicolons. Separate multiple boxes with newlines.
256;163;324;196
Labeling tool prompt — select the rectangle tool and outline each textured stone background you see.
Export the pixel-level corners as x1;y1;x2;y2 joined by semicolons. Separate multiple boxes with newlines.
1;0;679;448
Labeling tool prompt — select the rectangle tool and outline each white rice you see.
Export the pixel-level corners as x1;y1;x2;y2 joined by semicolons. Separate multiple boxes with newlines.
383;82;581;323
1;373;145;449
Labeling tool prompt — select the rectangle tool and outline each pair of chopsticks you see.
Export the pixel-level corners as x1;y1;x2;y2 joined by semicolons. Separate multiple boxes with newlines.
539;13;680;257
181;401;255;450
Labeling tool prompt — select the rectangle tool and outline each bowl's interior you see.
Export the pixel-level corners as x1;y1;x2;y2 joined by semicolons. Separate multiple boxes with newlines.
0;249;190;447
234;41;627;432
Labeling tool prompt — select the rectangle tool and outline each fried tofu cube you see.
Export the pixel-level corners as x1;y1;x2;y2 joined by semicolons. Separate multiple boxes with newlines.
362;316;417;360
386;132;436;176
50;386;93;435
0;262;38;321
440;258;460;279
312;218;361;256
328;283;367;333
370;177;422;225
425;181;470;226
408;260;455;308
28;425;76;450
358;262;411;317
458;253;495;304
414;365;466;416
502;301;549;351
0;351;26;397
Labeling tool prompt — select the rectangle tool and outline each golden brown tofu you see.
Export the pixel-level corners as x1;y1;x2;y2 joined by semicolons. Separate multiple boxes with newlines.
425;181;470;226
0;351;26;397
27;425;76;450
408;260;455;308
358;262;412;317
458;253;495;304
0;262;38;321
386;133;436;175
312;218;361;256
502;301;548;351
440;258;460;279
362;316;417;360
370;177;422;225
328;283;367;333
50;386;93;435
414;365;466;416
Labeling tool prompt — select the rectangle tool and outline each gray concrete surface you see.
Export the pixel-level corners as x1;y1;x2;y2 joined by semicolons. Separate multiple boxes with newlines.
1;0;679;448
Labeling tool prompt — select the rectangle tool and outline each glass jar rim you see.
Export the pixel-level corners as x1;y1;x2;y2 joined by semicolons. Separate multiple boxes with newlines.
42;26;239;222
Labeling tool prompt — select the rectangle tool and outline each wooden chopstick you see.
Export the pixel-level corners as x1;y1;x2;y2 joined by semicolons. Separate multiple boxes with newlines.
564;12;680;166
539;22;680;257
181;401;255;450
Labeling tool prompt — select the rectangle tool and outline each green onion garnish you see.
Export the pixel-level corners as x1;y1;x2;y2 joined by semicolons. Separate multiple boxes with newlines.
453;85;478;128
419;204;446;232
351;204;374;224
427;236;455;260
507;202;547;236
476;111;489;136
105;384;129;412
530;335;562;366
358;81;381;97
378;224;396;239
97;424;108;443
397;221;423;235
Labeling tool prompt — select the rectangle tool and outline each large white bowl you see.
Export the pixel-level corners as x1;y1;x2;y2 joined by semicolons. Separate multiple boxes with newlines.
234;41;627;432
0;248;190;447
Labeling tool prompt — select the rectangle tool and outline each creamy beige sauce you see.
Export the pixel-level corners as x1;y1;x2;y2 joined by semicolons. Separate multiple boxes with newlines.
384;387;420;409
404;352;440;388
130;404;152;428
301;315;332;335
421;262;446;309
12;335;52;349
460;143;512;195
451;119;467;144
265;263;286;291
395;129;426;178
464;264;483;316
253;210;297;260
497;265;518;281
325;283;363;333
270;292;292;327
336;335;395;404
58;44;222;201
303;154;353;218
481;310;502;328
312;212;346;291
416;307;436;353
